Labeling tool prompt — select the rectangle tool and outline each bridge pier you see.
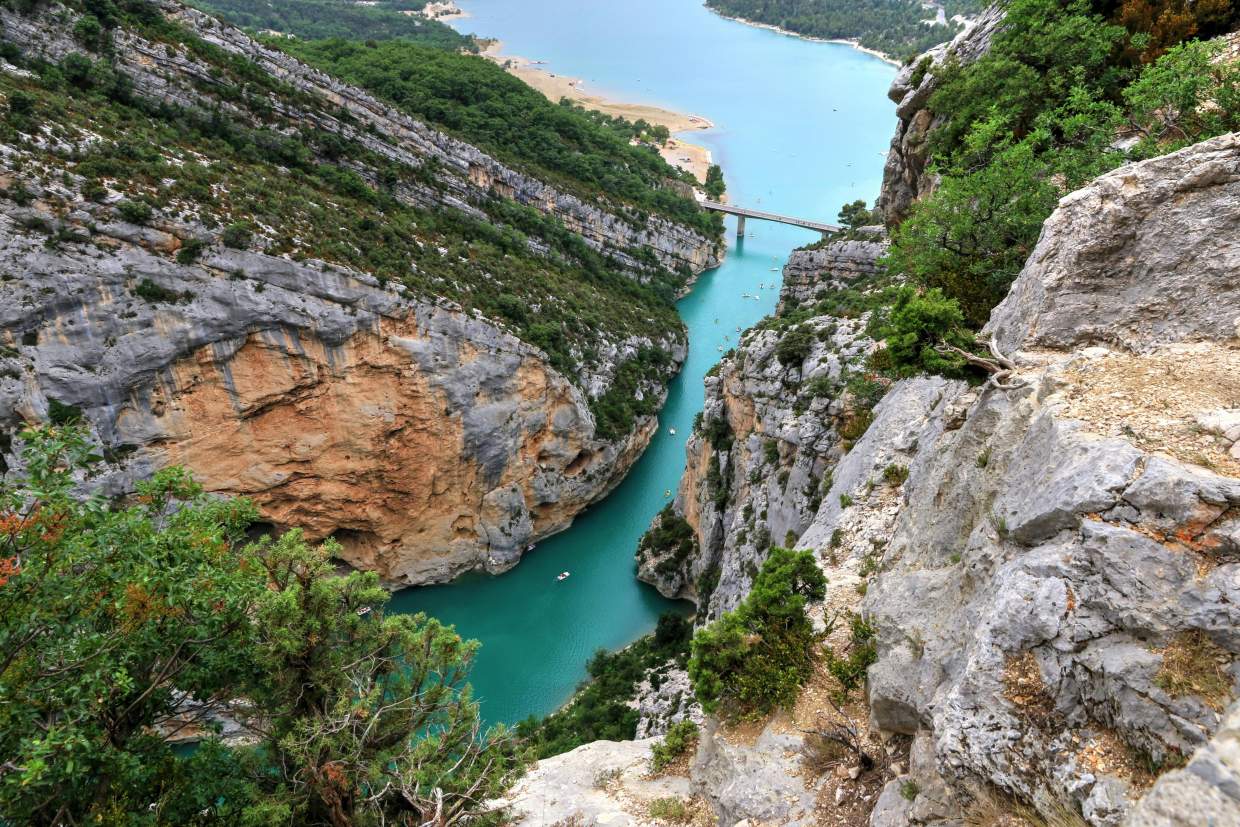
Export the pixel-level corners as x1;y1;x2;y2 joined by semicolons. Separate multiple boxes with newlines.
736;215;746;238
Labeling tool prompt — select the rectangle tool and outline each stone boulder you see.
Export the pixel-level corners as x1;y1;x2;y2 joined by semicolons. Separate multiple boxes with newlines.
988;132;1240;355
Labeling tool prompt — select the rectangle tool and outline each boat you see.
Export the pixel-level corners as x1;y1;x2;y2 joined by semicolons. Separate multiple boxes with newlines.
526;544;536;552
664;489;672;498
356;606;372;617
669;427;677;435
557;571;570;582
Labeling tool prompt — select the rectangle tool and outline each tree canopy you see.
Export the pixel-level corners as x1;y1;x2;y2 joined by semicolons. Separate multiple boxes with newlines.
0;426;524;825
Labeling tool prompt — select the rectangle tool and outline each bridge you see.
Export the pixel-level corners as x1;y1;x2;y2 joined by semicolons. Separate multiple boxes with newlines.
700;200;841;239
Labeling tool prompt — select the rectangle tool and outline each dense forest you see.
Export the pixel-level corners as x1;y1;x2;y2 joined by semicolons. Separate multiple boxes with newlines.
705;0;986;61
188;0;472;48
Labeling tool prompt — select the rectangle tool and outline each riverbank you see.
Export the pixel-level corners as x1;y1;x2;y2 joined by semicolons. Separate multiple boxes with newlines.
707;11;905;67
478;39;715;182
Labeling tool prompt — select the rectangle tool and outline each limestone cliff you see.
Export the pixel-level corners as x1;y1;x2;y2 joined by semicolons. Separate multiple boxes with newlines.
877;7;1003;226
0;0;720;584
517;134;1240;827
636;239;882;619
0;203;671;584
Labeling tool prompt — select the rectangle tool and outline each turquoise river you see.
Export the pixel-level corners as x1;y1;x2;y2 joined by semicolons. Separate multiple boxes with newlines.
387;0;898;726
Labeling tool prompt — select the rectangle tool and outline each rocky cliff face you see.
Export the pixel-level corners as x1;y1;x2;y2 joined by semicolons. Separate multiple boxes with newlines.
0;0;719;584
636;238;882;620
777;236;888;312
860;131;1240;827
519;133;1240;827
877;6;1003;226
0;202;667;584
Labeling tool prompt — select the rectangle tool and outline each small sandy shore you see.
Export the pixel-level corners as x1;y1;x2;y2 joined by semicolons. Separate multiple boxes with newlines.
479;40;715;182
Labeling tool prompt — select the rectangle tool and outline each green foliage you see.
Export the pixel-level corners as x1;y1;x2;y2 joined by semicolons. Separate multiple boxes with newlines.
116;198;152;224
872;286;975;376
220;221;252;249
187;0;473;48
688;548;827;718
837;198;879;230
883;0;1237;328
175;237;206;264
279;38;716;236
650;720;700;771
883;463;909;485
133;277;189;303
0;427;524;824
1123;39;1240;153
46;397;83;425
774;324;813;367
704;163;725;199
518;613;693;758
640;504;699;577
824;614;878;694
648;797;691;823
703;0;985;59
590;347;676;441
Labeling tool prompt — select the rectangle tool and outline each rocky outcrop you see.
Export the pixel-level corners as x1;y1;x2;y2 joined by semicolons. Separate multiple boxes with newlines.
634;665;704;740
877;6;1004;225
1123;699;1240;827
0;204;667;584
602;133;1240;827
778;235;888;312
987;132;1240;355
857;134;1240;825
637;302;876;620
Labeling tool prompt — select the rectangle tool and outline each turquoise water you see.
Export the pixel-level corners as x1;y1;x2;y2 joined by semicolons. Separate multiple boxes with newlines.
387;0;896;726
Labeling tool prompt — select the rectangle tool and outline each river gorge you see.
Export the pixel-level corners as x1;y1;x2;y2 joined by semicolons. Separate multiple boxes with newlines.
389;0;898;726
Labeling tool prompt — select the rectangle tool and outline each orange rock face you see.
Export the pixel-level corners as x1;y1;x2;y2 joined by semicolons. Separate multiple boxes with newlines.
114;314;650;585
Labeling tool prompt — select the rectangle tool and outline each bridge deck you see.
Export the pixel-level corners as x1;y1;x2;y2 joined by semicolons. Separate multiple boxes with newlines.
700;200;840;234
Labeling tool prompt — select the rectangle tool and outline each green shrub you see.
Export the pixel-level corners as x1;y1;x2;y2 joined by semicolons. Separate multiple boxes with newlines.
648;797;691;823
133;278;187;304
220;221;252;249
775;324;813;367
116;199;152;224
882;464;909;485
176;237;206;264
650;720;699;772
874;286;974;377
689;547;826;718
47;398;83;425
824;614;878;694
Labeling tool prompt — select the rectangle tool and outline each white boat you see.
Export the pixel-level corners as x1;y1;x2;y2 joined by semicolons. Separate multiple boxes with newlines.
557;571;570;581
669;427;677;435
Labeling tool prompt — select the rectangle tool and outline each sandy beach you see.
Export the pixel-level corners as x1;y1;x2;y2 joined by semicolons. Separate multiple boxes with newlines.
479;40;715;182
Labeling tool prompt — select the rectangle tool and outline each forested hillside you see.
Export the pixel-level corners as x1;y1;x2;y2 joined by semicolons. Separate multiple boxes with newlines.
189;0;471;47
705;0;986;60
280;38;714;235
